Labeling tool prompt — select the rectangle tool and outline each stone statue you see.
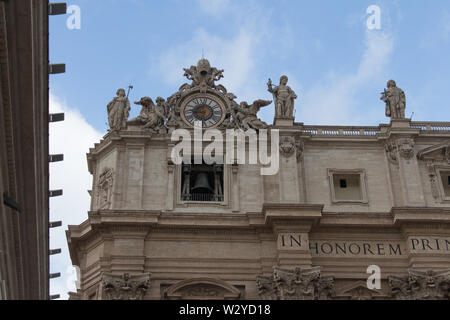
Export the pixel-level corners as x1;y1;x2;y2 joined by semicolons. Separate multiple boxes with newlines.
181;58;226;93
381;80;406;120
107;88;131;131
166;92;184;128
134;96;167;134
232;99;272;130
268;75;297;118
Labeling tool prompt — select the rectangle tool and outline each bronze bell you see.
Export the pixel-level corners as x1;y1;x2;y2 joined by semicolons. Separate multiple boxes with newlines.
192;172;213;193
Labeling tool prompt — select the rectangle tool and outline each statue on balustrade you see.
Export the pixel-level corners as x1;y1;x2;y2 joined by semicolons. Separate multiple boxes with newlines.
381;80;406;120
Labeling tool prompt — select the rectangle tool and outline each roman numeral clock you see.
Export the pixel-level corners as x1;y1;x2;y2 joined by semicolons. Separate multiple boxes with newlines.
180;93;227;128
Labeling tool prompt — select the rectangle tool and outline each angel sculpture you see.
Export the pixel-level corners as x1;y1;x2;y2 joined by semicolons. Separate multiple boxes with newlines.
134;96;167;134
233;99;272;130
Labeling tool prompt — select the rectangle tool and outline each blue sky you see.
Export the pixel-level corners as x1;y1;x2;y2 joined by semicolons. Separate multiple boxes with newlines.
48;0;450;299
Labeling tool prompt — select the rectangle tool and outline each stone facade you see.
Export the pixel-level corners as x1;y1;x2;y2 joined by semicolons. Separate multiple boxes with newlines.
0;0;50;299
67;60;450;300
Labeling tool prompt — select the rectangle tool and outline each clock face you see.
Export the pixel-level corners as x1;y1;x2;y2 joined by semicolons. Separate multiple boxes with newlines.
182;96;224;128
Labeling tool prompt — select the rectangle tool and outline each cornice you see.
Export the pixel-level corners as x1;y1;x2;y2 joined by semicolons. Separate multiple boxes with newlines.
392;206;450;225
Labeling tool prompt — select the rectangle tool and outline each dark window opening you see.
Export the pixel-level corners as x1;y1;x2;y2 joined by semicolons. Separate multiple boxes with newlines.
181;161;224;202
340;179;347;188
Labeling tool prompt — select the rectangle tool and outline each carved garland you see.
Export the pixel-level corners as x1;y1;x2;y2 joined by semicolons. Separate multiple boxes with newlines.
385;140;398;165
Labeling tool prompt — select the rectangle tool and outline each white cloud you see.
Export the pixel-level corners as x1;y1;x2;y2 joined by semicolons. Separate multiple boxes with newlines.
156;28;256;95
299;31;394;125
49;94;103;299
153;1;281;123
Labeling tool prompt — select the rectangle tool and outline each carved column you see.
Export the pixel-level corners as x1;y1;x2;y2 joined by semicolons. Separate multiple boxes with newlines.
263;204;322;269
279;136;300;203
397;137;425;206
393;208;450;269
384;121;425;206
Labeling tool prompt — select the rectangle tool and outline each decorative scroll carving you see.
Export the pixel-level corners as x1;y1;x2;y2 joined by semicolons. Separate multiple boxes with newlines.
295;140;304;162
337;281;385;300
97;168;114;209
397;138;415;160
102;273;151;300
279;136;296;158
427;162;440;200
182;58;225;93
389;269;450;300
385;140;399;165
256;266;334;300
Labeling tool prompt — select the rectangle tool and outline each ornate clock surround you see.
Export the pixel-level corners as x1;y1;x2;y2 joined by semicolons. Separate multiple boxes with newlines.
179;89;228;129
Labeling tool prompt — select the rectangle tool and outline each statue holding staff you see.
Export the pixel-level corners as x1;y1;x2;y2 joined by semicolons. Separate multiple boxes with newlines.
268;75;297;118
380;80;406;120
107;88;131;131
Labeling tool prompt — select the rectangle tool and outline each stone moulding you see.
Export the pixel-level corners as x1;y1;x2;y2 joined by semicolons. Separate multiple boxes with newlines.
336;281;386;300
102;272;151;300
164;278;241;300
256;266;334;300
388;269;450;300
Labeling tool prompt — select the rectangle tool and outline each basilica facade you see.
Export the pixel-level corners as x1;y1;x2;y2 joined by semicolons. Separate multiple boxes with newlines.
66;59;450;300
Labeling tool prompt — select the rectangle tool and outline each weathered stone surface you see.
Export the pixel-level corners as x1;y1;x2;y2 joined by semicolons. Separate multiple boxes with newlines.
389;269;450;300
66;60;450;300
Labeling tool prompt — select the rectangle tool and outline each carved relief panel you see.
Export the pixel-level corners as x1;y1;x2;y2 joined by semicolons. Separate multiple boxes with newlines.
96;168;114;209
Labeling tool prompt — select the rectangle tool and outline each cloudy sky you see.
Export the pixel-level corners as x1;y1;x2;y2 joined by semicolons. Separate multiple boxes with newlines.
48;0;450;298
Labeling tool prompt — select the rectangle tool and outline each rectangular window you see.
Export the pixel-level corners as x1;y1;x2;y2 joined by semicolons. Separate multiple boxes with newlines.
328;169;368;204
440;171;450;197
